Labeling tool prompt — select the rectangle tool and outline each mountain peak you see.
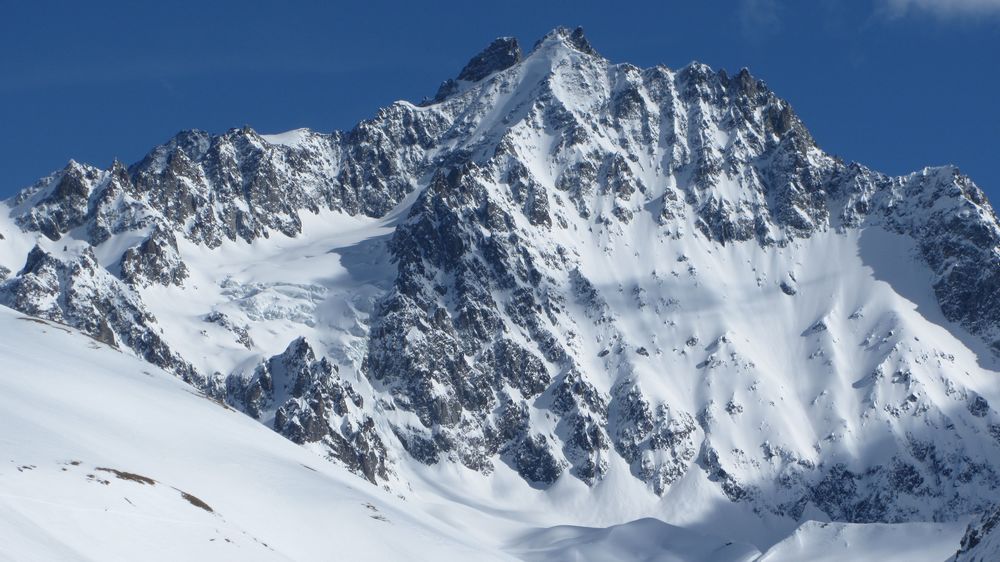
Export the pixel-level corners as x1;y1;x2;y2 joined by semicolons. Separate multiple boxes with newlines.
532;26;599;57
429;36;523;103
456;36;522;82
428;27;598;104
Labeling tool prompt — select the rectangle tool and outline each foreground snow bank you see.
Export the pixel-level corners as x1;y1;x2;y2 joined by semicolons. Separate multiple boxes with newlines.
0;305;502;561
758;520;967;562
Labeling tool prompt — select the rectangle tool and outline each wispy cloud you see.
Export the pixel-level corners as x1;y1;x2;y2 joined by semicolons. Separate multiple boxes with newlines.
739;0;782;40
881;0;1000;18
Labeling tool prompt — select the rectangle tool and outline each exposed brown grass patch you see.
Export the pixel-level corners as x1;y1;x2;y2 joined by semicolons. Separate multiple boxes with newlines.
95;467;156;485
179;490;214;512
18;316;70;333
184;389;235;411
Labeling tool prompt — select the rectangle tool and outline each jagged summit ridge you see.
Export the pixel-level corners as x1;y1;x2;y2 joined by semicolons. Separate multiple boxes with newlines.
432;26;599;103
457;36;522;82
532;26;600;57
1;27;999;539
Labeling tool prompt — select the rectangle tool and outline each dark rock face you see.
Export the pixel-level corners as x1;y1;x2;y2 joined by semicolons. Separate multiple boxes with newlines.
797;455;997;524
0;246;199;383
509;433;566;486
227;338;390;483
126;128;319;246
363;164;614;482
366;168;538;472
826;164;1000;352
612;385;699;495
953;505;1000;561
910;171;1000;353
533;27;598;57
9;111;452;251
457;37;522;82
120;225;189;287
432;36;521;103
204;311;253;349
13;160;163;247
87;161;159;245
14;161;99;240
564;27;598;57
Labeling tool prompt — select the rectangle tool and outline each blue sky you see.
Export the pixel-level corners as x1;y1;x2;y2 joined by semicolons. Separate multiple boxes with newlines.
1;0;997;201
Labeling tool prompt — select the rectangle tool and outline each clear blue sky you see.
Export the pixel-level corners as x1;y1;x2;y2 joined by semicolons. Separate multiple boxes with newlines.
2;0;998;202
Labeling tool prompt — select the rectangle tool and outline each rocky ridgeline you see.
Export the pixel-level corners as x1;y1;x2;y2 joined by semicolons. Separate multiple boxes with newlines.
0;245;200;383
226;337;390;483
951;505;1000;561
2;26;1000;525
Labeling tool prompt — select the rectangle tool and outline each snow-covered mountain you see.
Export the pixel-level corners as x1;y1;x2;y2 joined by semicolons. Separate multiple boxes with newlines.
2;27;999;560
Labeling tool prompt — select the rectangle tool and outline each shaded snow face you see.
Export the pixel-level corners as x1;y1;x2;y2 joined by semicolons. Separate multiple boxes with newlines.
2;26;1000;539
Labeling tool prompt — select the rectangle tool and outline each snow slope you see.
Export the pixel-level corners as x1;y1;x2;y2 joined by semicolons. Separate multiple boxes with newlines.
757;520;967;562
0;305;504;561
